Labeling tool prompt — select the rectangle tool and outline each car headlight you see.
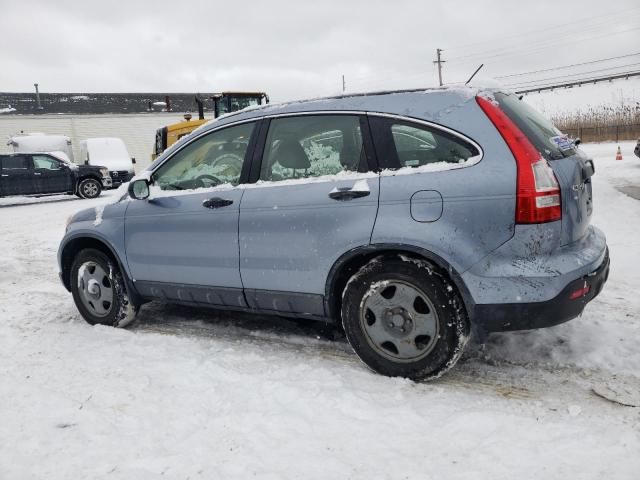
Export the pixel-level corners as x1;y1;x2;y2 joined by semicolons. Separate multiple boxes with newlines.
100;168;109;177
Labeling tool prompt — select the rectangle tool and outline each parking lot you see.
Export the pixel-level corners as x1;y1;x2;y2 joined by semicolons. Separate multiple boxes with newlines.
1;141;639;479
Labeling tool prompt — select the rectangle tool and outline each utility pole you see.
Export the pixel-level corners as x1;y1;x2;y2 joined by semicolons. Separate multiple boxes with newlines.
433;48;445;86
34;83;43;111
342;74;346;93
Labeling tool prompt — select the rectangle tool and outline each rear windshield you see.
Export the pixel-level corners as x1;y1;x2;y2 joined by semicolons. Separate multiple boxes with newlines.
494;93;575;160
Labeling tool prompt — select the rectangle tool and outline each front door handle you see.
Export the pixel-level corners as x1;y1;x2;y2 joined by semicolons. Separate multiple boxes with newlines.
202;197;234;209
328;187;370;201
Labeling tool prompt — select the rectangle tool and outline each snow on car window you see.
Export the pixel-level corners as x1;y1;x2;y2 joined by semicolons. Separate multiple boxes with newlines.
261;115;364;181
152;122;255;191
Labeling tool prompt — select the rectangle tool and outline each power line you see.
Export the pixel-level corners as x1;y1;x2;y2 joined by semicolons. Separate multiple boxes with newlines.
515;70;640;94
449;26;640;66
448;9;640;62
496;52;640;79
504;62;640;88
446;5;640;53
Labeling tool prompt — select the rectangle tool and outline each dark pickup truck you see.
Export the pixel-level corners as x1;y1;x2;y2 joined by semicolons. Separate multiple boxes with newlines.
0;152;112;199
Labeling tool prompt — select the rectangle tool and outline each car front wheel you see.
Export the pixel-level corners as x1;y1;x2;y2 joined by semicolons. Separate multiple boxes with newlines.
78;178;102;199
70;248;138;327
341;256;469;380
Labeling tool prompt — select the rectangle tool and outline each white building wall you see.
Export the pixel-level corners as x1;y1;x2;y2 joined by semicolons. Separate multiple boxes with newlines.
0;113;186;171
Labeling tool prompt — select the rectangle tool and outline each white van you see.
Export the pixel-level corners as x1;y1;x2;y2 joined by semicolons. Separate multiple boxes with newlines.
79;137;136;187
8;133;75;163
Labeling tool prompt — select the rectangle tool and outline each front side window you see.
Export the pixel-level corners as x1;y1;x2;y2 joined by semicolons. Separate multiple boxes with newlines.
260;115;365;181
33;155;61;170
1;155;30;170
153;122;255;190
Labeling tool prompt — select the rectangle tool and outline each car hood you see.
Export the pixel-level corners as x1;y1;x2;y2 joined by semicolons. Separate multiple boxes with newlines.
89;157;134;171
78;164;107;174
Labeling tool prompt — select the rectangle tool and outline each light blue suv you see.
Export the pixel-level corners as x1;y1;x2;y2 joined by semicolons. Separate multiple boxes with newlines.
58;88;609;379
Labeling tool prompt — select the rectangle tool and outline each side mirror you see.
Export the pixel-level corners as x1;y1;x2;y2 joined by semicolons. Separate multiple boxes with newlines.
131;157;136;164
128;179;150;200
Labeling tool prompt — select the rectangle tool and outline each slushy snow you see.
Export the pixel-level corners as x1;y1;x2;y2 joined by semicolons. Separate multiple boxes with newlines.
1;142;639;479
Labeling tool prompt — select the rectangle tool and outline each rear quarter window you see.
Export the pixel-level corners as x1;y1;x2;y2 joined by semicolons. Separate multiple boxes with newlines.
369;116;480;170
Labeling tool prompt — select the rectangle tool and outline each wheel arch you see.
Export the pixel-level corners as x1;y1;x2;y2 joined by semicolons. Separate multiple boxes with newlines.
78;174;103;184
59;234;142;306
324;244;475;323
76;175;103;192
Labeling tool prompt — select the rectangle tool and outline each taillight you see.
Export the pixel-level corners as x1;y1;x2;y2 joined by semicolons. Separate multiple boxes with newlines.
476;95;561;224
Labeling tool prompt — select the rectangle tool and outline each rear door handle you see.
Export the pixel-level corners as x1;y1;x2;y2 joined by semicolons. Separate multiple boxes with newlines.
202;197;234;209
328;187;370;201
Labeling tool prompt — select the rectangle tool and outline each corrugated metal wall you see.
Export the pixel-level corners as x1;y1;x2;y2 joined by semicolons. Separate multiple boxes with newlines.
0;113;189;170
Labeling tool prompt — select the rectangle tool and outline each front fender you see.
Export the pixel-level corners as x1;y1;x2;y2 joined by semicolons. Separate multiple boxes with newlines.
57;201;135;297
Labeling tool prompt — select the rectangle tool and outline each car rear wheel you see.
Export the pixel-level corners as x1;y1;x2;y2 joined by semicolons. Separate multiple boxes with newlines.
70;248;138;327
78;178;101;199
341;256;469;380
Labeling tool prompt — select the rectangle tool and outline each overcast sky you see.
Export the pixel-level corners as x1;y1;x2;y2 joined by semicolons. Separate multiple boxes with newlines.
2;0;639;110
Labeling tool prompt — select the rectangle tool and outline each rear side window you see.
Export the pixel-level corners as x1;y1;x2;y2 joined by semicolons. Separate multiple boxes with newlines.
1;155;30;170
494;93;575;160
370;117;479;170
260;115;366;181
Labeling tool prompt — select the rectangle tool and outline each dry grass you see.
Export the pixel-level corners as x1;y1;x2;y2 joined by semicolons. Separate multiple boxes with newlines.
551;103;640;142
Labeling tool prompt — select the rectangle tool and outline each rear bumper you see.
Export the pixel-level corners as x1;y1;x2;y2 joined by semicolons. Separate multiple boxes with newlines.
474;248;610;332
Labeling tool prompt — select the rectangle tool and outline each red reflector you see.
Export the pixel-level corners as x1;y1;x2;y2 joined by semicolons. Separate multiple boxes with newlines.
476;95;562;224
569;283;590;300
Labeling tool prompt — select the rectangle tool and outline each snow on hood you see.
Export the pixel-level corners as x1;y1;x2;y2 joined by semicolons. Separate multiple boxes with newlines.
84;137;133;171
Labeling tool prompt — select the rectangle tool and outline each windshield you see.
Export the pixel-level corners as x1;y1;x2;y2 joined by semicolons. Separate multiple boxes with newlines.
495;93;576;160
217;96;263;115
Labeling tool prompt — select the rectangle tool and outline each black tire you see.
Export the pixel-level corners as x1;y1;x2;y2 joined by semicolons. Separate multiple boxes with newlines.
70;248;138;327
78;178;102;199
341;255;469;380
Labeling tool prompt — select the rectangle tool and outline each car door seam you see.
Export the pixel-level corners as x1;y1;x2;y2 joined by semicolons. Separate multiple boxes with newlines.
237;187;250;308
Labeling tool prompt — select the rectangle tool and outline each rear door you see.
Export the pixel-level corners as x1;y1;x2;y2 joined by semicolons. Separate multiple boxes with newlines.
0;155;36;196
494;93;593;245
31;154;74;193
239;114;379;316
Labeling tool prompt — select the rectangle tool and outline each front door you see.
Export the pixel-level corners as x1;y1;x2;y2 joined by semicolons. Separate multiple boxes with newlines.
0;155;36;196
31;154;74;193
124;121;257;308
239;114;379;316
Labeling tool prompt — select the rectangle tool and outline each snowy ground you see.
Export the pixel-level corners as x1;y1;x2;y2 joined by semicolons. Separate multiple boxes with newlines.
1;142;639;479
